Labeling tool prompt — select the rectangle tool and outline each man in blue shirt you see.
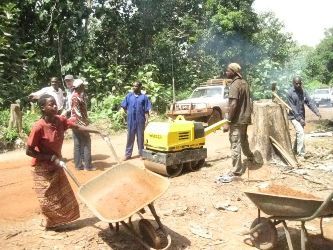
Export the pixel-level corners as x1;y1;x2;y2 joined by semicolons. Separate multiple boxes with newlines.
121;81;151;160
287;76;321;157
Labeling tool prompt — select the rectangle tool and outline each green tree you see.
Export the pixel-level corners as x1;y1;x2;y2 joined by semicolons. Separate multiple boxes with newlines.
0;2;32;106
305;28;333;85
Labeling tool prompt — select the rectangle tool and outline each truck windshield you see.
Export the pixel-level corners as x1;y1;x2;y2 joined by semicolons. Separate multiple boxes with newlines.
191;87;222;98
315;89;329;94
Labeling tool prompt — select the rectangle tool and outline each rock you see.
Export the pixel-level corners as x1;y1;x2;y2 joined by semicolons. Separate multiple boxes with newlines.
14;138;25;148
212;201;230;210
172;206;188;217
318;165;333;172
212;201;239;212
224;205;239;212
293;169;308;175
189;223;213;239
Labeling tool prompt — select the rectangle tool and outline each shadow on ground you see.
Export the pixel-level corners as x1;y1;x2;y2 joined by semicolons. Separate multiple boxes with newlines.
276;226;333;250
93;161;118;171
98;219;191;250
55;216;100;232
244;225;333;250
92;154;111;161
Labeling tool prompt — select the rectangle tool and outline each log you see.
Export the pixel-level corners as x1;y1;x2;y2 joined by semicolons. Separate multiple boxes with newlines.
251;100;296;163
8;103;23;135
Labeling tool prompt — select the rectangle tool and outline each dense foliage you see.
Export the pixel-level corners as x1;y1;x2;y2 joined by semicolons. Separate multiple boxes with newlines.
1;0;332;146
305;28;333;86
1;0;298;106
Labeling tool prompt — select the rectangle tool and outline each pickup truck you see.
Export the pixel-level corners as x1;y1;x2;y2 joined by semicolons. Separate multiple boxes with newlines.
312;88;333;107
167;79;230;125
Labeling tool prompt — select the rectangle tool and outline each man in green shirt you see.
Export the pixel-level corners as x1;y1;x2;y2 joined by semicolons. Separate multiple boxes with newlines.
223;63;254;176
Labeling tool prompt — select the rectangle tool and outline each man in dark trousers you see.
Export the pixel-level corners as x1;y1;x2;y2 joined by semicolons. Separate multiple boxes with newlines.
121;81;151;161
223;63;254;176
287;76;321;157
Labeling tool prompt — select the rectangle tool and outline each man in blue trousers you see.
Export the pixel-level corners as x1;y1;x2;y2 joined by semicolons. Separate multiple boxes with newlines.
121;81;151;161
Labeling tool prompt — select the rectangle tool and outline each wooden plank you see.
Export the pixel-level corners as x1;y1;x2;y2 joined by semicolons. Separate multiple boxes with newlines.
269;136;298;167
271;141;297;167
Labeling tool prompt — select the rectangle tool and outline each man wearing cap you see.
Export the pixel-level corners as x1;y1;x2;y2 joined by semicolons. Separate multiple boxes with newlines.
29;77;64;114
223;63;254;176
61;75;75;118
71;79;94;170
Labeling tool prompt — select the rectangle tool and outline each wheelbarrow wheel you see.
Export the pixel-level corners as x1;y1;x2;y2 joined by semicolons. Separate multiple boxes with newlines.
139;219;161;249
250;217;278;250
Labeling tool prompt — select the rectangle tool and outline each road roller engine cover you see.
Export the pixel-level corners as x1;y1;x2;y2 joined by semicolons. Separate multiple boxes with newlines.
142;115;228;177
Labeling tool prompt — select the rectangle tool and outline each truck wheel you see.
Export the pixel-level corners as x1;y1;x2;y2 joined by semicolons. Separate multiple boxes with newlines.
207;109;221;126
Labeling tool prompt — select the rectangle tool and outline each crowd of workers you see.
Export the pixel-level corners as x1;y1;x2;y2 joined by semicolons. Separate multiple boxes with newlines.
25;64;321;230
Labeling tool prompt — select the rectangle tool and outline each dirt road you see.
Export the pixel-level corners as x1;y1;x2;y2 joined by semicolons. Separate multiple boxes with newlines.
1;107;333;249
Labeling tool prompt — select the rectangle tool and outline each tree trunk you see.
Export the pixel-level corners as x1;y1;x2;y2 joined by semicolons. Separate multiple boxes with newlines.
8;103;23;135
251;99;296;164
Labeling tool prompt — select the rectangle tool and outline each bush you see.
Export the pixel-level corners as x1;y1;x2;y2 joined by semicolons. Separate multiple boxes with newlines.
175;89;194;102
0;108;39;149
0;110;19;145
22;111;40;135
0;110;10;127
89;95;126;132
1;128;19;142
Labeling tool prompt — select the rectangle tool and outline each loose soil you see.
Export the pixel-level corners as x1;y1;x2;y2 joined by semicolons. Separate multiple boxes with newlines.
0;106;333;249
258;184;318;199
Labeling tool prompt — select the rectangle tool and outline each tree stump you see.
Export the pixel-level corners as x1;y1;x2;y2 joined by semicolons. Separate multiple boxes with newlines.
8;103;23;135
251;100;296;164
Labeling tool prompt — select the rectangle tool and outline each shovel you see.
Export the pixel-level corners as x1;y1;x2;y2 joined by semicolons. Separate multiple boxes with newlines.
99;134;121;164
59;161;81;187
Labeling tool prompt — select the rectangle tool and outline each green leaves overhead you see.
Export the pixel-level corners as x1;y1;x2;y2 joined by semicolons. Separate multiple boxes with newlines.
0;0;320;111
305;28;333;85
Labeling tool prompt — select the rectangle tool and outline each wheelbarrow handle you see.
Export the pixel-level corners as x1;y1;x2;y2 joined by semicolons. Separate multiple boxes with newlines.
60;161;81;187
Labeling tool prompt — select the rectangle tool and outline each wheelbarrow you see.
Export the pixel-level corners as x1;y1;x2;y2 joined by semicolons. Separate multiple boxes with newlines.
61;136;172;249
242;186;333;250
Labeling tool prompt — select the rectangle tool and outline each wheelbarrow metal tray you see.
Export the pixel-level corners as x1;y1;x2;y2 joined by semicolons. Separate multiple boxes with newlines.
245;191;333;218
78;163;170;223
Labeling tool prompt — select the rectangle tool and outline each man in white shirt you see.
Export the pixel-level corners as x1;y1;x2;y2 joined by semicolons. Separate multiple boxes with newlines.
61;74;75;117
29;77;64;113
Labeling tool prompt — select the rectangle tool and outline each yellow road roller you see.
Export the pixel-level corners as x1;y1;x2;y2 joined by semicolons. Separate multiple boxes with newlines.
142;115;228;177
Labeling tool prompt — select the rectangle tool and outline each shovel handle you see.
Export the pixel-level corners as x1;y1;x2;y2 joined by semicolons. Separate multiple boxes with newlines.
100;134;121;164
60;162;81;187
